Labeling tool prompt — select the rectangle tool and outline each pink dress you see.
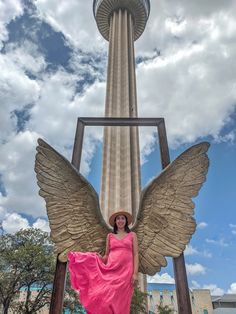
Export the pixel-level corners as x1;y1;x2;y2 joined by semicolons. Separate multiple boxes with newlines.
68;232;134;314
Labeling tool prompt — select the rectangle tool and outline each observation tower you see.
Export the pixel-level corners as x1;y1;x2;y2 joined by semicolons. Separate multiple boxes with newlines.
93;0;150;221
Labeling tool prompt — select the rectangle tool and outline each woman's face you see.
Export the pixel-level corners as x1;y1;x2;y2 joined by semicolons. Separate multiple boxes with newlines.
115;215;127;229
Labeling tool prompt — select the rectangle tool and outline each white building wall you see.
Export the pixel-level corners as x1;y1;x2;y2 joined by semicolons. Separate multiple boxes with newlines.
148;289;213;314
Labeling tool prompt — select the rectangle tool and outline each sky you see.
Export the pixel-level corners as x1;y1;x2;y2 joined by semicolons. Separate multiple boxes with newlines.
0;0;236;297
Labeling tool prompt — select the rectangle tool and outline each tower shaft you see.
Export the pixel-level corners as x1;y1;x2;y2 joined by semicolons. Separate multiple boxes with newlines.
100;9;141;220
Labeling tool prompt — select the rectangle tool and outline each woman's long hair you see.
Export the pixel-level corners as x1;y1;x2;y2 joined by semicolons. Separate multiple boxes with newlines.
113;215;131;234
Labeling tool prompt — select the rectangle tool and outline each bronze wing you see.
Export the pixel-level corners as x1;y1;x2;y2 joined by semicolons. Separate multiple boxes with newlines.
132;142;210;275
35;139;111;262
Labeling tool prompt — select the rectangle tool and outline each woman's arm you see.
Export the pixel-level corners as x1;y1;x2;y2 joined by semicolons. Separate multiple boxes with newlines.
132;232;139;286
101;233;109;264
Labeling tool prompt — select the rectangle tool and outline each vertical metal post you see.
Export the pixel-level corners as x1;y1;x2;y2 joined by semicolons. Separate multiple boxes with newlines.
49;259;67;314
173;253;192;313
157;119;170;168
157;119;192;314
49;118;85;314
71;119;85;168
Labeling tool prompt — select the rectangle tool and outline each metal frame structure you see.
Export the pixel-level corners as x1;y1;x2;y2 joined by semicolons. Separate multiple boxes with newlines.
49;117;192;314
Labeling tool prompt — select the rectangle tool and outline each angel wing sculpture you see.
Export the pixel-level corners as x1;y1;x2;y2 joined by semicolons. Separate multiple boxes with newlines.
35;138;209;275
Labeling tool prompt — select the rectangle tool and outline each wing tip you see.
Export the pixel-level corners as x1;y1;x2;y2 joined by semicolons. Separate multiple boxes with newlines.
37;137;46;145
180;141;210;157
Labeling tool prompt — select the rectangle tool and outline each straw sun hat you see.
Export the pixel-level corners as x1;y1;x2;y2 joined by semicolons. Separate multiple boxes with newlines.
109;210;133;227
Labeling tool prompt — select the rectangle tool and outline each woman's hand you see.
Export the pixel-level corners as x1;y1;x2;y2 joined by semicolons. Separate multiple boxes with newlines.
96;253;108;264
131;273;138;286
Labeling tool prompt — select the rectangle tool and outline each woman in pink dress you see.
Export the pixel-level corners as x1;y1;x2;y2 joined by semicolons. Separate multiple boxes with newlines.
68;210;139;314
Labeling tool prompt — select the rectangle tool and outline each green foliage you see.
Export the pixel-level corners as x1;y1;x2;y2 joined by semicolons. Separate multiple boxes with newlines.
0;228;55;314
130;287;148;314
157;304;174;314
63;272;86;314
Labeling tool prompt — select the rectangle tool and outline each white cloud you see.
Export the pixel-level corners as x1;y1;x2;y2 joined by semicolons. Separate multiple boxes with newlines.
191;280;201;289
136;42;236;147
0;60;106;218
184;244;199;256
202;251;212;258
2;212;29;234
203;284;224;296
197;222;208;229
4;41;47;75
206;238;229;247
185;245;212;258
1;213;50;234
135;0;236;151
228;283;236;294
139;128;157;165
0;71;107;218
0;41;45;141
186;263;206;275
185;245;199;256
214;130;236;144
68;49;107;82
147;273;175;284
0;51;40;141
191;280;224;296
29;70;105;176
28;69;79;145
35;0;106;52
229;224;236;235
0;131;45;217
28;70;105;145
32;218;50;233
136;0;236;55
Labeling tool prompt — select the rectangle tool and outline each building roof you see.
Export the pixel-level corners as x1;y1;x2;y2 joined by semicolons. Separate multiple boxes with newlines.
212;294;236;303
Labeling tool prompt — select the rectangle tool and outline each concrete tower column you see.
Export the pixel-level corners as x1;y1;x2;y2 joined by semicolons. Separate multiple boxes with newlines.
93;0;150;221
101;9;141;219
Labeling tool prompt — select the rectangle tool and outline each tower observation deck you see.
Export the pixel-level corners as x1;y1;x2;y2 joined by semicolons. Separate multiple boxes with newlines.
93;0;150;223
93;0;150;41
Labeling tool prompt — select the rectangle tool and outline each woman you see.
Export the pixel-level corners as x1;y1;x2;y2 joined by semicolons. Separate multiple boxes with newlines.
68;210;139;314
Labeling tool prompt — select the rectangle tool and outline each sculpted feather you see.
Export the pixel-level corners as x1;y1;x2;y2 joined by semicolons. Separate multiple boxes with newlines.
35;138;111;262
131;142;210;275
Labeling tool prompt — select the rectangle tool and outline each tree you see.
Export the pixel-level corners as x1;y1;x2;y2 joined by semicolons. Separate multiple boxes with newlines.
63;272;86;314
157;304;174;314
0;228;55;314
130;287;148;314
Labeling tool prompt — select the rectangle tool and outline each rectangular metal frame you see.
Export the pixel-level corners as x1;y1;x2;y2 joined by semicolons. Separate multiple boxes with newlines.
72;117;168;170
50;116;192;314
